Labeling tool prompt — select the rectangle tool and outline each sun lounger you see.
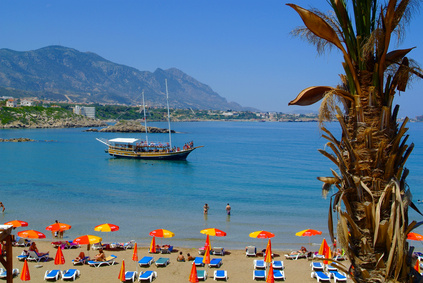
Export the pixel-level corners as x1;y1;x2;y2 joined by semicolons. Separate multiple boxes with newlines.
138;256;154;267
91;242;103;250
246;245;257;257
14;237;31;247
273;269;286;281
311;262;325;271
138;271;157;282
88;255;117;267
44;269;61;281
197;269;207;281
313;253;325;259
160;245;173;254
209;258;223;268
284;253;306;260
212;247;225;256
198;247;206;255
253;269;265;280
61;269;80;281
27;250;49;262
123;240;136;249
330;271;347;282
311;271;331;282
17;250;28;261
253;259;266;269
272;260;284;270
194;257;205;267
124;271;137;282
72;256;90;265
213;270;228;281
0;268;19;279
326;263;338;272
155;257;170;267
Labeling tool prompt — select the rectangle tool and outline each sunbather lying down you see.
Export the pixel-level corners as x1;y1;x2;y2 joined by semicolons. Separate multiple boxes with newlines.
74;252;90;264
290;246;307;255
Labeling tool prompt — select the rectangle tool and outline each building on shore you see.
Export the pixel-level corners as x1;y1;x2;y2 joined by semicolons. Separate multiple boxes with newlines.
6;99;17;108
73;105;95;119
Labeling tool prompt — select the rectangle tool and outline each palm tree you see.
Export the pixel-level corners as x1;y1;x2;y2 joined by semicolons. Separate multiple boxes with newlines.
287;0;423;282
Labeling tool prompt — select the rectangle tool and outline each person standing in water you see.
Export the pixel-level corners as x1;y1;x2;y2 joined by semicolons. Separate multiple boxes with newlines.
0;202;4;212
226;203;231;215
203;203;209;214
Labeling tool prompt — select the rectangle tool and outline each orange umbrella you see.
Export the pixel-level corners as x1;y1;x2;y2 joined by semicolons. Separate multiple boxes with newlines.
46;222;72;232
20;259;30;281
202;243;211;265
408;232;423;241
149;229;174;238
149;236;157;253
54;246;65;265
264;239;272;263
267;263;274;283
204;234;211;250
94;223;119;232
295;229;322;245
132;243;138;262
200;228;226;237
318;239;331;264
189;261;199;283
18;230;46;239
4;220;28;228
73;235;102;245
415;258;421;273
118;259;125;282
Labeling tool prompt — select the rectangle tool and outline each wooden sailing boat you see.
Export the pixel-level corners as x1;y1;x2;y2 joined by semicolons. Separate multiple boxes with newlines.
96;80;203;160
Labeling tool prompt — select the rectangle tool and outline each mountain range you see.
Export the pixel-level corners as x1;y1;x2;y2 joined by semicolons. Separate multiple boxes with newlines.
0;46;249;110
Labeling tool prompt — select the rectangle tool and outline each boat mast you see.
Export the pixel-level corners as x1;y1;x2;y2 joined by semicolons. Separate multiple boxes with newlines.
165;79;172;148
142;90;148;145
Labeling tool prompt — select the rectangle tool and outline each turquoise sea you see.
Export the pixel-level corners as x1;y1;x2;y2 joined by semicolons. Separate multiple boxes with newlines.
1;121;423;251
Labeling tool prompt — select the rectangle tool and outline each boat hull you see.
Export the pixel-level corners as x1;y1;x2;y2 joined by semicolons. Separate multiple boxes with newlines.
107;146;202;160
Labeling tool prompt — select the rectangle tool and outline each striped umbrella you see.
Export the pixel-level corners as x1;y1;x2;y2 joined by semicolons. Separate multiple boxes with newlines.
18;230;46;239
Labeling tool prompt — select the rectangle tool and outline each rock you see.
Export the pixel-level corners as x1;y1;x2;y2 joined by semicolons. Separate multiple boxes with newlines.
99;120;175;133
0;138;35;142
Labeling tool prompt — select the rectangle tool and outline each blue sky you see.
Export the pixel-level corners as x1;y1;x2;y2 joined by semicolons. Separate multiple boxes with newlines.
1;0;422;117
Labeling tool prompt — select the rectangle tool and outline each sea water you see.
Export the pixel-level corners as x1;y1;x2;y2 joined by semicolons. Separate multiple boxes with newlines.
1;121;423;251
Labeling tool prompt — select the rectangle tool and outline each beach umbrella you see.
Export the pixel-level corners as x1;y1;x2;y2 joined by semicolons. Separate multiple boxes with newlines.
20;259;30;281
408;232;423;241
94;223;119;243
149;236;157;253
18;230;46;239
249;231;275;239
295;229;322;245
200;228;226;237
46;222;71;238
149;229;174;246
204;234;211;250
264;239;272;263
202;244;211;265
73;235;102;245
414;258;421;273
189;261;199;283
118;259;125;282
54;246;65;265
267;263;274;283
132;243;138;262
318;239;331;264
4;220;28;228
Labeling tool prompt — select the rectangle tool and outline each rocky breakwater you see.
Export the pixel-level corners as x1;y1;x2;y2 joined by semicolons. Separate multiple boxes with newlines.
85;120;175;133
0;138;35;142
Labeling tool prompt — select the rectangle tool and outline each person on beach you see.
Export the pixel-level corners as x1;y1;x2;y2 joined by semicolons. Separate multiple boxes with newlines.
29;242;49;256
94;248;106;261
177;251;185;262
0;202;4;212
226;203;231;215
187;253;195;261
74;252;89;264
203;203;209;214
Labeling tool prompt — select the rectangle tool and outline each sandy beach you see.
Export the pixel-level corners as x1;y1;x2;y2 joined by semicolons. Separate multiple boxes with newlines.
10;240;351;282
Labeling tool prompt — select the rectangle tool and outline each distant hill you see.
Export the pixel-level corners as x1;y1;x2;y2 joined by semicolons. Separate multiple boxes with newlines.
0;46;249;110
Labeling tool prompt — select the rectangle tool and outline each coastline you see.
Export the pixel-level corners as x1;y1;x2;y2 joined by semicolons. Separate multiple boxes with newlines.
12;240;349;282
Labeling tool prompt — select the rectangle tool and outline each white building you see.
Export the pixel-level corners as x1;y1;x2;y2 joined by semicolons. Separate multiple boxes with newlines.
73;105;95;119
6;99;17;107
20;99;33;106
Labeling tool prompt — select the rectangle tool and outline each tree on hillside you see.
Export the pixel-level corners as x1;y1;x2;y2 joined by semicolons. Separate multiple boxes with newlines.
287;0;423;282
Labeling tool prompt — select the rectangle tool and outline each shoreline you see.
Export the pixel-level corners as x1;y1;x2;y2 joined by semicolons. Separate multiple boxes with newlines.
11;240;350;282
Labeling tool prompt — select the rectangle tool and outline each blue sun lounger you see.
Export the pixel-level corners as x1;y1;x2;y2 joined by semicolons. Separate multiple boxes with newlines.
0;268;19;279
312;271;331;282
197;270;207;281
61;269;80;281
209;258;222;268
44;269;61;281
194;257;205;267
124;271;137;282
253;260;266;269
311;262;324;271
272;260;284;270
138;256;154;267
273;269;286;280
139;271;157;282
214;270;228;281
330;271;347;282
253;270;265;280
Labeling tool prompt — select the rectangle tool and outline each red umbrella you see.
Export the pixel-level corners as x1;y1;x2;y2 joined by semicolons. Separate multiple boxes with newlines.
149;229;174;238
318;239;331;264
132;243;138;262
200;228;226;237
189;261;199;283
73;235;102;245
20;259;30;281
4;220;28;228
46;222;71;231
249;231;275;239
18;230;46;239
204;234;210;250
118;259;125;282
202;244;211;265
408;232;423;241
295;229;322;245
54;246;65;265
267;263;274;283
264;239;272;263
149;236;156;253
94;223;119;232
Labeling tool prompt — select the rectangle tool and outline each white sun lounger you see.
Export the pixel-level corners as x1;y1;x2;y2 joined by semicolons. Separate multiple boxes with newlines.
44;269;61;281
0;268;19;279
330;271;348;282
125;271;137;282
138;271;157;282
27;250;49;262
253;260;266;269
138;256;154;267
273;269;286;280
194;257;205;267
246;245;257;257
209;258;222;268
214;270;228;281
88;255;117;267
197;270;207;281
154;257;170;267
61;269;80;281
311;262;325;271
253;270;265;280
272;260;284;270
